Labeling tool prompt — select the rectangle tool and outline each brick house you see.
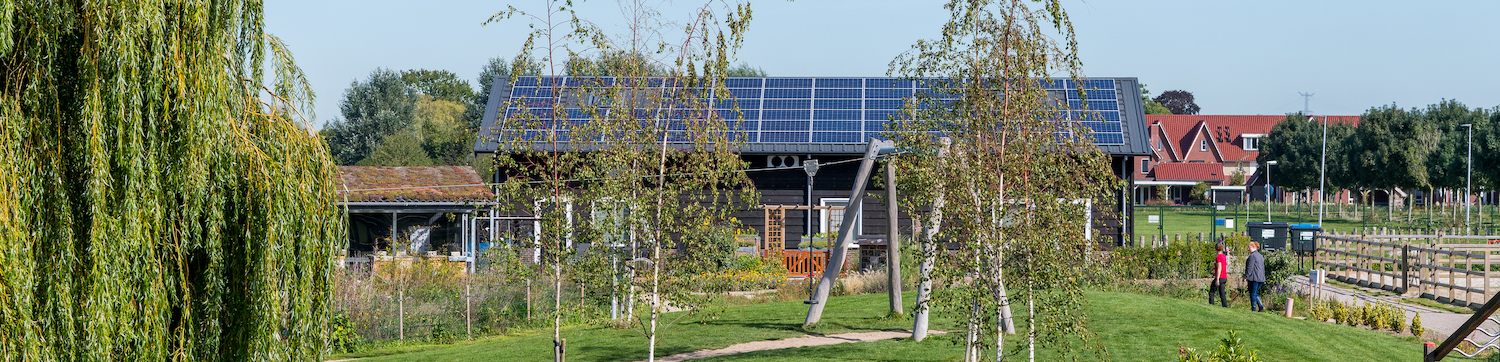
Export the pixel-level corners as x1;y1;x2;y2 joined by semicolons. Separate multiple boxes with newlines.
1134;115;1360;205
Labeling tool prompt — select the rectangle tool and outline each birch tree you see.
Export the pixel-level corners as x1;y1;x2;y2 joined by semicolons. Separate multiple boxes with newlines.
486;1;756;361
888;1;1118;360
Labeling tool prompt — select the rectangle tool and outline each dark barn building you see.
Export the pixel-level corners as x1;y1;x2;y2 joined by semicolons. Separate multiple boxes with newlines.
476;77;1151;248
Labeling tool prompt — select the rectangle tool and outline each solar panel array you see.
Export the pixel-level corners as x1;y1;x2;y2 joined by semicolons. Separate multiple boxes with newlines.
500;77;1126;145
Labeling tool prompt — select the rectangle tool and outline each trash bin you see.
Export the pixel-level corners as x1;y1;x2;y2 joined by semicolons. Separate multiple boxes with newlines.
1289;223;1322;253
1245;222;1290;251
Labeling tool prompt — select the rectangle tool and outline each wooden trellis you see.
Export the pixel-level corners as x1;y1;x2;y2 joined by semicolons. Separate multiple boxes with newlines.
759;204;845;260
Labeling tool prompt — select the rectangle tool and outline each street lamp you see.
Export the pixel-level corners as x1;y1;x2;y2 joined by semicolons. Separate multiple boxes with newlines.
1462;123;1473;231
1266;160;1279;222
1317;116;1327;227
804;158;820;238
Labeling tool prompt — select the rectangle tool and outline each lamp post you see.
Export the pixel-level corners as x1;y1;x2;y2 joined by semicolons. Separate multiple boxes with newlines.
1462;123;1473;231
1318;116;1327;227
1266;160;1279;222
804;158;820;239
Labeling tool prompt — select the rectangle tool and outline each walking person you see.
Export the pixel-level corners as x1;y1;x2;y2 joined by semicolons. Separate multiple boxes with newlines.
1244;241;1266;312
1209;243;1229;307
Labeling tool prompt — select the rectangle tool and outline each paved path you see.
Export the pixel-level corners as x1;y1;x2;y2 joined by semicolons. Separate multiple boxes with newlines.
643;330;946;362
1286;275;1471;339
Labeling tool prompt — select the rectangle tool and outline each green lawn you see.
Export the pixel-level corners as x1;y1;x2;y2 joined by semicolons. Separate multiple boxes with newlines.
352;292;954;362
353;290;1443;362
697;290;1434;362
1133;203;1500;243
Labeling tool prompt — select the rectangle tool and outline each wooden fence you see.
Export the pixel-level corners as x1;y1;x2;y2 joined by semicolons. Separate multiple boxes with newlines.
1314;232;1500;309
783;250;829;277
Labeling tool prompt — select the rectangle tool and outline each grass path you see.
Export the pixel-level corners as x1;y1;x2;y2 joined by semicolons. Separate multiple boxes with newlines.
646;330;947;362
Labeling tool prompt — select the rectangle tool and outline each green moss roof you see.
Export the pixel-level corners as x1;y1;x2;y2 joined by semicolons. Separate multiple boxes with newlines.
337;166;493;202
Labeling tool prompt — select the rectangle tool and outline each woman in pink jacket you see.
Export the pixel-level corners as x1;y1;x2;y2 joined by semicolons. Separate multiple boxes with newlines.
1209;243;1229;307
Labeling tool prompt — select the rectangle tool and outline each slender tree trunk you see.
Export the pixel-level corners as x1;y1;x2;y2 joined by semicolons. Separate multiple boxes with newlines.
913;141;949;341
554;262;563;362
1027;291;1036;362
964;300;981;362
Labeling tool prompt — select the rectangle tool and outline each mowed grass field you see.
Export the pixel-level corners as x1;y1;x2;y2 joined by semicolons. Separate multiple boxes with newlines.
1131;203;1500;243
350;290;1444;362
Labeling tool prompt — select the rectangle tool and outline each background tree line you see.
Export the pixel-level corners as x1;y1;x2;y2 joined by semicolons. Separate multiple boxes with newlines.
320;54;766;173
1261;100;1500;205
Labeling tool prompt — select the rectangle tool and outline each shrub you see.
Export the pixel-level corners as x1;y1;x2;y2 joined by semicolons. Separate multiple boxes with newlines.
1111;238;1219;280
429;322;458;344
330;311;364;353
1178;330;1262;362
1347;304;1365;327
1308;299;1332;322
1411;314;1425;338
1332;302;1350;326
1386;304;1398;330
1262;250;1295;291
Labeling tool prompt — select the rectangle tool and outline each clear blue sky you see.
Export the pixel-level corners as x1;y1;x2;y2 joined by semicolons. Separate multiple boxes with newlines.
266;1;1500;127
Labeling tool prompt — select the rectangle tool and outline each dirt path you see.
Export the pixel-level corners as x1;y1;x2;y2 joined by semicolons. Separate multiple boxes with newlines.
643;330;946;362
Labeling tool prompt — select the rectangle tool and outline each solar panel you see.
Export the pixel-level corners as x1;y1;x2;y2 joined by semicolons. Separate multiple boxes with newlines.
498;77;1129;146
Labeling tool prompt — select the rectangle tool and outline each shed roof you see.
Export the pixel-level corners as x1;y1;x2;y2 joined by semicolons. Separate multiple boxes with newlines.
337;166;493;203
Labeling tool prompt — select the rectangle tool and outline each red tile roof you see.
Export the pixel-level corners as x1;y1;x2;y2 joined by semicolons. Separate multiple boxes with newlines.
1147;115;1359;163
1152;163;1226;182
337;166;493;203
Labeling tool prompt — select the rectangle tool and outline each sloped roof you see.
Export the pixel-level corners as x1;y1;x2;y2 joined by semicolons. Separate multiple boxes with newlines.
337;166;493;203
1153;163;1225;181
1148;115;1360;163
475;76;1153;156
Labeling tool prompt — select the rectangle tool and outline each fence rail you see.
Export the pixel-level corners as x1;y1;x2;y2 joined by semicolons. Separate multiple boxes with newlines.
1314;232;1500;309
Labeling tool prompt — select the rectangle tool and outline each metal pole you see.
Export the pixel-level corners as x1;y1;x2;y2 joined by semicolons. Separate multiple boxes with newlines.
806;155;817;239
1465;124;1473;231
806;139;892;326
1267;161;1278;222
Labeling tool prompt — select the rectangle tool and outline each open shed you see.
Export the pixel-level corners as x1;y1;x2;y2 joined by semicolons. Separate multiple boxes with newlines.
336;166;494;270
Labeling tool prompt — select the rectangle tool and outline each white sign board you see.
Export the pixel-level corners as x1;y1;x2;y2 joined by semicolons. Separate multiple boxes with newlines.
1217;205;1227;211
1225;219;1234;229
1148;215;1160;223
1261;228;1275;238
1300;231;1315;241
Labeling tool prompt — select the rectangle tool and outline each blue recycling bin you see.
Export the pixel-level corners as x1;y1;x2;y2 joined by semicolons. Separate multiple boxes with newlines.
1289;223;1322;252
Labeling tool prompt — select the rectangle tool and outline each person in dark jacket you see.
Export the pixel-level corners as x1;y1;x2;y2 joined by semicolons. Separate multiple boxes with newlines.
1244;241;1266;312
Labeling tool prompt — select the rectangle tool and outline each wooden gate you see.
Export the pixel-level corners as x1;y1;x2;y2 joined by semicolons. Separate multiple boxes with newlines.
783;250;828;277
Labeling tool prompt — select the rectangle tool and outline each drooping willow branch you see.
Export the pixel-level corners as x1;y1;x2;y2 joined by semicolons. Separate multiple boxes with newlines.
0;2;341;361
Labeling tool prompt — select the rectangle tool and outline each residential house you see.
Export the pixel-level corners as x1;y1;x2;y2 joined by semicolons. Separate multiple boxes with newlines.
1135;115;1361;205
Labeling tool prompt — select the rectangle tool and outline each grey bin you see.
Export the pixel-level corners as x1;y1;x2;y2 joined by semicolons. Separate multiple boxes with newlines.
1245;222;1290;251
1289;224;1322;253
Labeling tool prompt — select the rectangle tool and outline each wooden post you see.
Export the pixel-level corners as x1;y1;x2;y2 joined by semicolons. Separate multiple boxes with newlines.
398;288;405;340
885;160;903;317
1402;244;1410;294
466;283;472;339
1450;247;1457;303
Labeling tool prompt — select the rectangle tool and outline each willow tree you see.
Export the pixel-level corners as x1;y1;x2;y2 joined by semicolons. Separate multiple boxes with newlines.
0;2;341;361
888;0;1117;360
487;1;756;361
